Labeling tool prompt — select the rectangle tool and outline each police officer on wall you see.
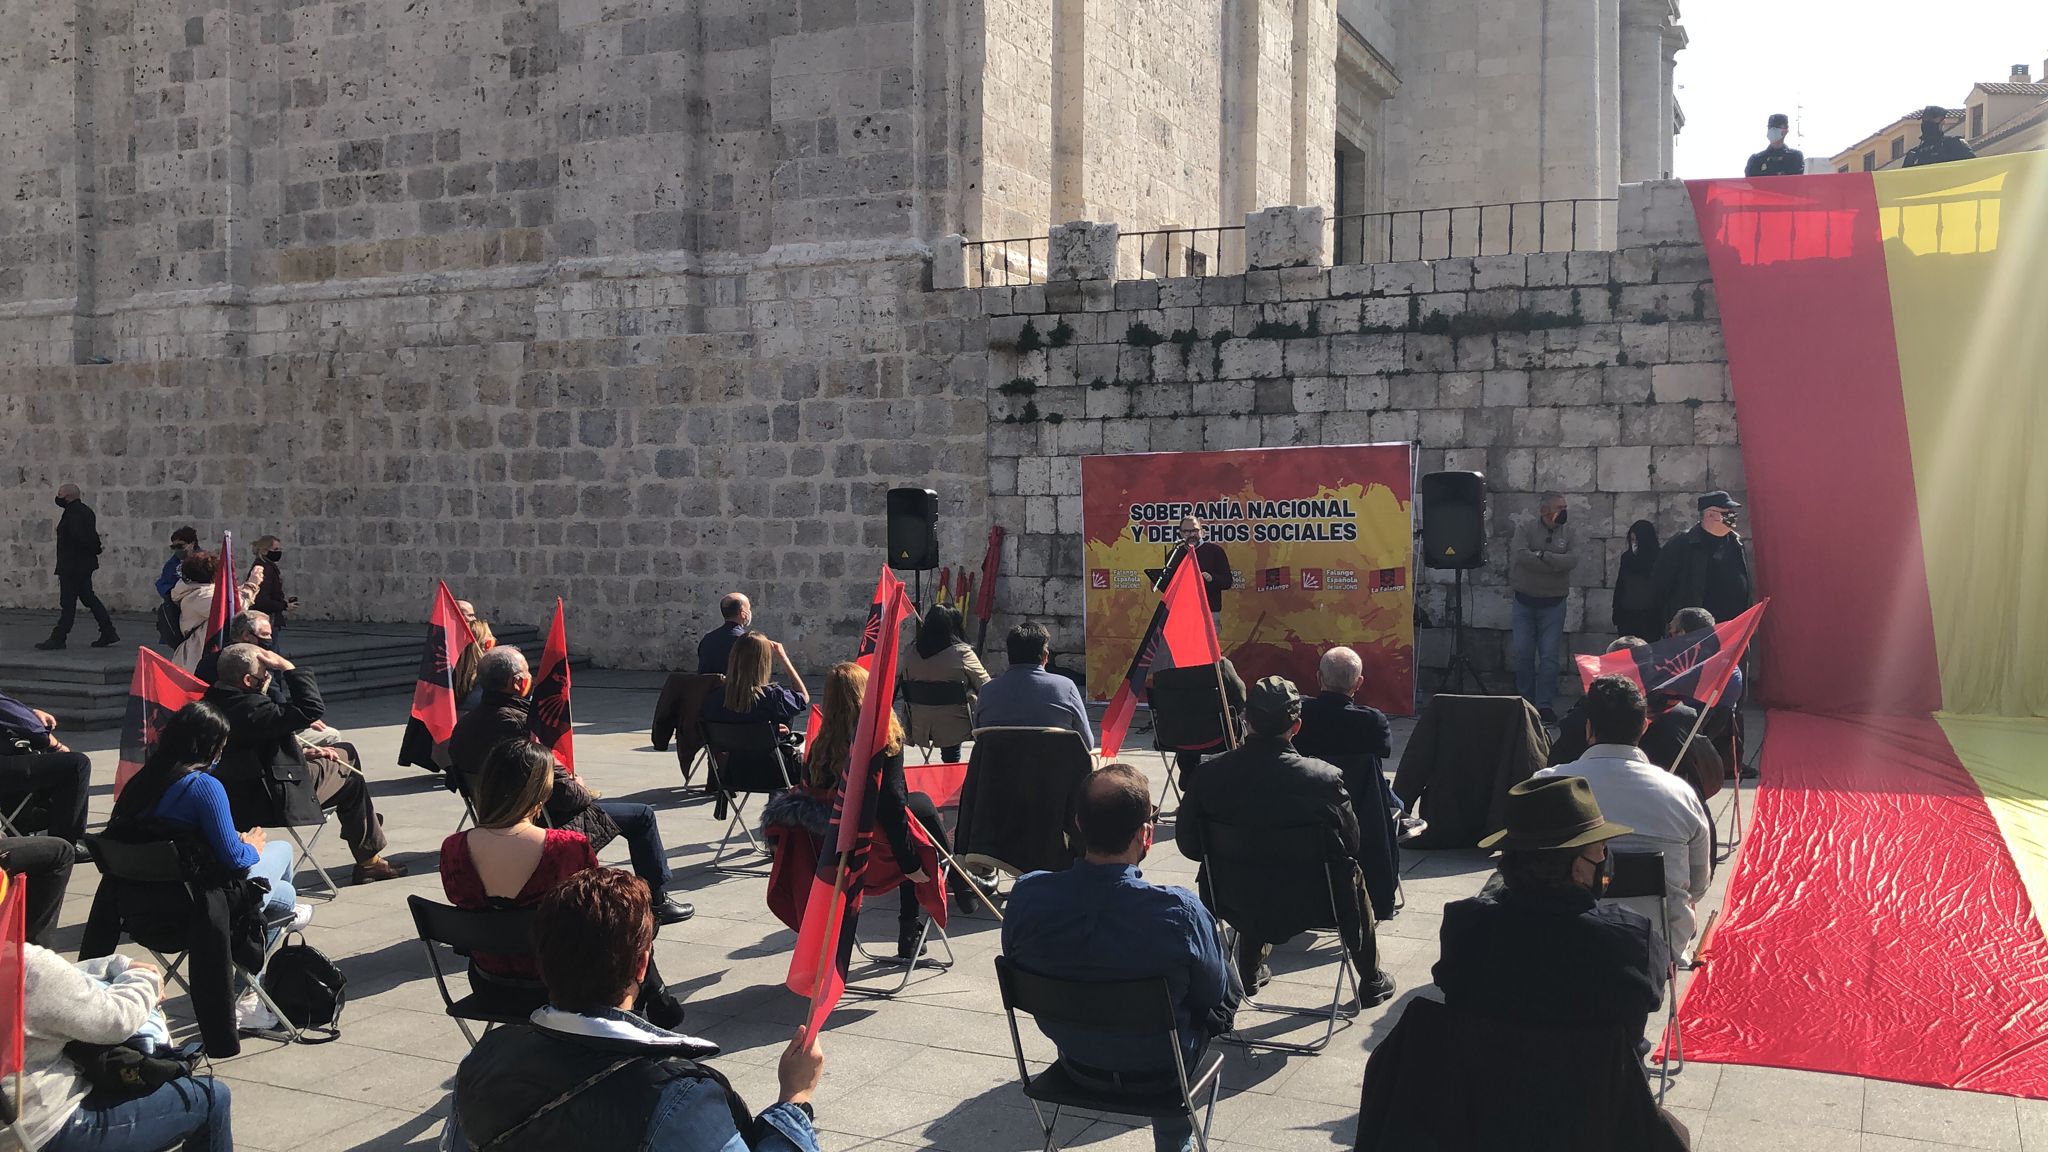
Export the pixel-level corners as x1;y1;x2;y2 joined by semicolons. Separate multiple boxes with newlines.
1744;113;1806;177
1902;105;1976;168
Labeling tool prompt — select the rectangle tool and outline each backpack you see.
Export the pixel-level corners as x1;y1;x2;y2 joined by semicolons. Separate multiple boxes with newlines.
154;598;186;647
261;933;347;1041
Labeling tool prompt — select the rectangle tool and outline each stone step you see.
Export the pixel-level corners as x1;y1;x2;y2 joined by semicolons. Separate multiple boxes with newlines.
0;610;548;728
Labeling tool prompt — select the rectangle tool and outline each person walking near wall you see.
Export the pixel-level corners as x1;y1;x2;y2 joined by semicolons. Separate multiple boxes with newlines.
248;536;293;644
36;484;118;651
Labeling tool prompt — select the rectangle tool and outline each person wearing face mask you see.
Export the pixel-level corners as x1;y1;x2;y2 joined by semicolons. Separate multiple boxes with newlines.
1650;490;1752;630
35;483;118;651
1508;493;1577;724
1902;104;1976;168
202;643;408;885
156;526;200;599
1535;675;1711;950
247;535;295;644
197;612;353;752
1743;112;1806;177
1434;772;1664;1040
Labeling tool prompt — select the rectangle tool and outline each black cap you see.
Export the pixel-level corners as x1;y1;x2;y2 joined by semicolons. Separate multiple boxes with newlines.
1921;105;1949;122
1245;675;1303;720
1767;113;1789;128
1698;490;1743;512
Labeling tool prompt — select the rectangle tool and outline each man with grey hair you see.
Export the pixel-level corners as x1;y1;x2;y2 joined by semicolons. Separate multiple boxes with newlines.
1509;492;1577;723
35;483;117;651
448;645;694;924
196;611;351;748
203;643;407;885
1291;647;1402;922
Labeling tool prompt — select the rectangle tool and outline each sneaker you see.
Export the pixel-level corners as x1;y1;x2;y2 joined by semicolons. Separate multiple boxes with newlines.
89;632;120;648
235;989;279;1033
287;903;314;933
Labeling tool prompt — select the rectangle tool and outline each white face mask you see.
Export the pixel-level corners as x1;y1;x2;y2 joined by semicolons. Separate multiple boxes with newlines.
1767;127;1787;144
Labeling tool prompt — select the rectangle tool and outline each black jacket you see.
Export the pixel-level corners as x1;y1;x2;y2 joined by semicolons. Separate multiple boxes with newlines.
1902;133;1976;168
1433;877;1665;1041
54;500;101;576
251;557;287;617
1177;733;1368;936
1611;548;1663;642
448;689;617;852
1649;524;1752;633
1291;692;1399;918
1744;145;1806;177
1158;541;1234;612
204;668;326;828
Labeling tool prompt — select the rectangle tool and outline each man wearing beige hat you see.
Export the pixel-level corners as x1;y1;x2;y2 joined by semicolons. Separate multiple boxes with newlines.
1433;775;1666;1039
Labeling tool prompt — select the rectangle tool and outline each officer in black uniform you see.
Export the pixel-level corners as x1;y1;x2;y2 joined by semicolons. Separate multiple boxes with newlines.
1902;105;1977;168
1744;113;1806;177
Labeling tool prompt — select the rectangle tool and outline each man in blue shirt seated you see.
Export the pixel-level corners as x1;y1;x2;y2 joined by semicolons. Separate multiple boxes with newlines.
1002;763;1239;1152
697;592;750;675
972;622;1095;746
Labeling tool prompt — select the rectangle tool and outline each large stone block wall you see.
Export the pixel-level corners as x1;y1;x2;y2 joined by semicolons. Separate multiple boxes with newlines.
956;183;1730;700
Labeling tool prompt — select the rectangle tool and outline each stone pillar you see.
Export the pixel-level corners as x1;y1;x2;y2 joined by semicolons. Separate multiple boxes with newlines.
1050;0;1087;225
1598;0;1621;195
1245;205;1327;270
1540;0;1604;205
1048;221;1118;282
1619;1;1666;185
931;235;967;291
1660;25;1687;178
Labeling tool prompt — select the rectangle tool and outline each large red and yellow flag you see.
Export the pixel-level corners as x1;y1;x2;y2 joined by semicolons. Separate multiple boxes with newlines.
1680;153;2048;1097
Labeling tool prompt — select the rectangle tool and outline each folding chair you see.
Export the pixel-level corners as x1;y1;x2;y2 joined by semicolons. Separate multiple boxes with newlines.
994;956;1226;1152
899;679;971;764
0;793;31;838
1202;821;1359;1055
702;720;797;872
953;727;1092;898
81;834;304;1044
280;816;339;899
406;896;543;1047
1606;850;1683;1098
1145;667;1238;818
847;852;957;997
652;672;723;793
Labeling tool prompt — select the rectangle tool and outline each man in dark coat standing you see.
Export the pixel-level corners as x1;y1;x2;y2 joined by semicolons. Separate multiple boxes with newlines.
205;643;407;885
1155;515;1234;631
37;483;117;650
1176;676;1394;1006
1651;491;1752;629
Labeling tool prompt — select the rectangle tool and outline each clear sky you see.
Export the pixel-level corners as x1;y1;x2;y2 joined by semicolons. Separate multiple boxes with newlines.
1672;1;2048;178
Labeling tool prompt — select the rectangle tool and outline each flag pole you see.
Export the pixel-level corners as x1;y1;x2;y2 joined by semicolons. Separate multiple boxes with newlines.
801;852;852;1044
926;838;1004;921
1210;662;1238;749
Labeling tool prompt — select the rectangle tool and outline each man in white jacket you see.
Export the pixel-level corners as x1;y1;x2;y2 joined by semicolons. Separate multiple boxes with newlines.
1536;674;1712;950
13;946;234;1150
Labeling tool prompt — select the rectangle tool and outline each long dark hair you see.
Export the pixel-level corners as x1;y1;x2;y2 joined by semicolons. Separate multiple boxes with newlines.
110;700;232;825
914;604;966;660
1622;520;1660;567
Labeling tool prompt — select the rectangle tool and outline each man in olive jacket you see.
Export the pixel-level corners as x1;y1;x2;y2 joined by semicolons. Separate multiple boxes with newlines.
204;644;406;886
36;483;117;650
1508;493;1575;722
1176;676;1394;1007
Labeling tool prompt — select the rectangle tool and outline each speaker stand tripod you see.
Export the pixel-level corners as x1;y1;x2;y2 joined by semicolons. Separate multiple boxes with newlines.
1435;567;1489;696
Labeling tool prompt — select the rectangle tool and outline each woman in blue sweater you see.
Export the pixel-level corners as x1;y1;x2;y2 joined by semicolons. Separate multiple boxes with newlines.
108;702;307;1025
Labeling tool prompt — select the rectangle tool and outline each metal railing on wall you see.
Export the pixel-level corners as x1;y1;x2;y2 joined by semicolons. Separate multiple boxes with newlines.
1114;225;1247;280
1328;198;1616;265
964;236;1049;288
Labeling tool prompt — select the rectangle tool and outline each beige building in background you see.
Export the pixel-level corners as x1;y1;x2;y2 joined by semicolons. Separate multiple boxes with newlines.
1828;62;2048;172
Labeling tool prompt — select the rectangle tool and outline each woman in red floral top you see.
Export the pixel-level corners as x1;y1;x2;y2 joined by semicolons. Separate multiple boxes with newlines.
439;739;685;1027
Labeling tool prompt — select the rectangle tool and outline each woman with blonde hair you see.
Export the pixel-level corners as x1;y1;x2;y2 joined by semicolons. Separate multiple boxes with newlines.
438;739;684;1028
702;632;809;780
764;661;951;960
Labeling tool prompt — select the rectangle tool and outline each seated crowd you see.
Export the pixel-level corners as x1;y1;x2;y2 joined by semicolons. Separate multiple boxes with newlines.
0;583;1728;1152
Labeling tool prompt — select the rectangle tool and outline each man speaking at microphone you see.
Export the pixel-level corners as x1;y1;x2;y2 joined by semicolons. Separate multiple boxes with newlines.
1156;514;1234;633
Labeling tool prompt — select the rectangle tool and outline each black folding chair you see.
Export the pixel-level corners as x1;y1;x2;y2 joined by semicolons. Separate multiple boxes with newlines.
81;834;303;1043
1605;850;1683;1097
899;679;972;764
702;720;797;871
995;956;1224;1152
1201;821;1358;1055
847;853;957;997
406;896;543;1047
1146;667;1237;818
279;813;339;900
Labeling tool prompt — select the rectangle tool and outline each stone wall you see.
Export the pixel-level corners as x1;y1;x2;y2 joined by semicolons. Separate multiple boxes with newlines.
954;182;1728;702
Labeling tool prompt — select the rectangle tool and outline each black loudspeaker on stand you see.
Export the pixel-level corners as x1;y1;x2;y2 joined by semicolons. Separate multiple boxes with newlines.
887;487;939;606
1419;471;1489;695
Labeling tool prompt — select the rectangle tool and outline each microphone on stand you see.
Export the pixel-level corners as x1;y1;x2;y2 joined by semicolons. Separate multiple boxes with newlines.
1155;541;1188;592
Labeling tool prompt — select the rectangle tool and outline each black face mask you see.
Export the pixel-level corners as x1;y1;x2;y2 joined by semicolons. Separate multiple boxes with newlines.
1921;122;1943;142
169;543;187;553
1552;509;1568;526
263;550;283;563
53;497;67;508
1582;851;1611;897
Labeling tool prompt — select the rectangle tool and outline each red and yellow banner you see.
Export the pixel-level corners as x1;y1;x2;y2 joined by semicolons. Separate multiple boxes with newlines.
1081;444;1414;715
1681;153;2048;1097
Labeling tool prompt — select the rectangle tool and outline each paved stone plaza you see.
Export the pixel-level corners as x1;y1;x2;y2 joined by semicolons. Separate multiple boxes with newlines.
34;673;2048;1152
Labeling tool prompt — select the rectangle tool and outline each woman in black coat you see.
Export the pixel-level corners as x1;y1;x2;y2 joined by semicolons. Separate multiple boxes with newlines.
1610;520;1663;642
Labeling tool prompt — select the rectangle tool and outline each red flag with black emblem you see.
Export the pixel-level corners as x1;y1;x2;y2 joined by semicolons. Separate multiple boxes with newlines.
528;598;575;774
1575;599;1769;712
201;531;237;661
398;582;473;769
787;568;913;1041
1100;551;1221;758
116;647;208;798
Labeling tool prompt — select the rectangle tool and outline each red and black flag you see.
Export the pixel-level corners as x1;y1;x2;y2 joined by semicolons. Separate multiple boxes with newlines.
787;567;913;1041
1099;553;1222;758
1575;599;1769;712
528;598;575;775
116;648;208;798
201;531;238;662
0;870;25;1098
398;582;473;769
